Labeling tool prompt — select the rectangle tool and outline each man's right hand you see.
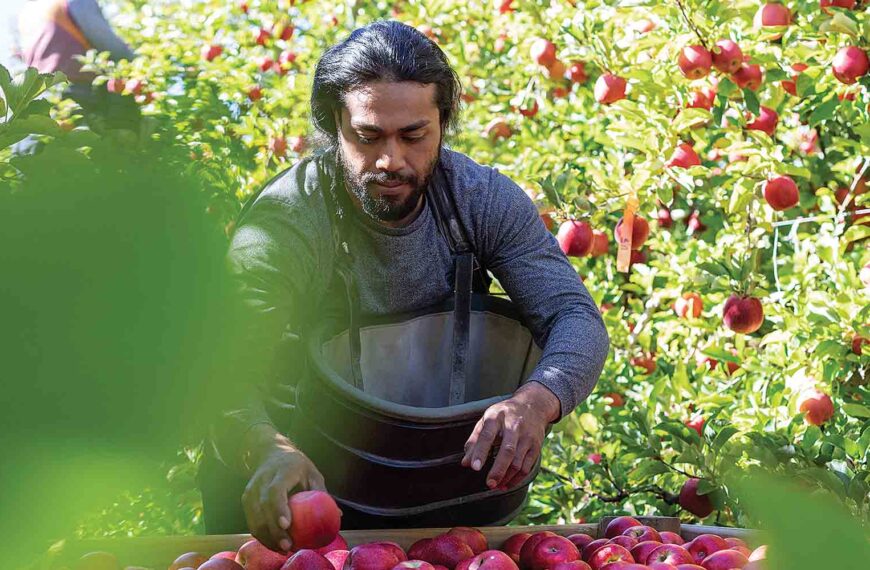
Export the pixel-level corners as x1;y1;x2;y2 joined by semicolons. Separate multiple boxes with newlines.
241;425;326;552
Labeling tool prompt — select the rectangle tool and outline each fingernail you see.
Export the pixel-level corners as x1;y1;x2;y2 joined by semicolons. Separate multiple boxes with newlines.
487;479;496;488
278;516;290;529
279;539;292;552
472;459;482;471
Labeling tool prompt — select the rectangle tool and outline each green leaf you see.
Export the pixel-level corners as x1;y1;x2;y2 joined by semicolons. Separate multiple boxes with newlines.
744;89;760;116
696;478;718;496
796;73;817;97
844;224;870;244
842;403;870;419
712;426;739;451
809;97;840;127
630;461;670;481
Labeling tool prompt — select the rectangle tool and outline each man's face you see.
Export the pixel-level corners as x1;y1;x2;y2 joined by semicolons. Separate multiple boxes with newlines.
336;81;442;224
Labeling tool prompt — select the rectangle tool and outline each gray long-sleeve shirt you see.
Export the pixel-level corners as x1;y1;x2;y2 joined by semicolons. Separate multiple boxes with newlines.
225;146;609;451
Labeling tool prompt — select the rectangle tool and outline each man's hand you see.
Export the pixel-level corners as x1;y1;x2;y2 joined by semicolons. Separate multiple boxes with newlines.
241;425;326;552
461;382;561;491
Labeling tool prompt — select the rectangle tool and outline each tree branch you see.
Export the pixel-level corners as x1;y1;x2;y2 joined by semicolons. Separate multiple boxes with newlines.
674;0;708;49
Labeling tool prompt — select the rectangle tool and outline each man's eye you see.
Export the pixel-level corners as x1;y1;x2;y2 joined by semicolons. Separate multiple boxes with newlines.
404;136;424;143
357;134;375;144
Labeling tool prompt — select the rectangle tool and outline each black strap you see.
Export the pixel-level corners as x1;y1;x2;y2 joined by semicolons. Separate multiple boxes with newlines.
448;252;473;405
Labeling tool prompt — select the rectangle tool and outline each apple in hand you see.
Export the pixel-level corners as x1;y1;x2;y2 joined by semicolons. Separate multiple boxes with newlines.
287;491;342;550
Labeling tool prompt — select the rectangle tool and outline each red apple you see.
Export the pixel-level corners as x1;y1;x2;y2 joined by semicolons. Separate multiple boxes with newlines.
255;28;272;46
76;552;120;570
630;542;663;565
686;90;713;110
754;3;791;39
521;535;580;570
658;207;673;229
588;545;633;570
659;533;684;546
393;562;435;570
724;539;748;552
604;517;642;539
468;551;518;570
820;0;857;14
679;478;714;518
745;106;778;137
686;211;706;235
699;550;748;570
622;527;660;544
517;99;539;118
270;137;288;157
763;175;799;211
781;62;808;96
712;40;743;74
544;60;567;81
455;560;474;570
678;46;713;79
201;561;245;570
344;544;402;570
258;56;275;72
287;491;341;550
550;562;591;570
608;537;637;551
484;118;512;140
685;536;728;566
581;540;610;562
567;61;588;83
279;24;295;41
647;564;677;570
674;292;703;319
500;533;531;564
316;536;349;556
171;553;208;570
326;552;350;570
409;541;432;562
283;551;335;570
798;389;835;425
202;44;223;61
279;51;297;66
590;230;609;257
674;566;705;570
594;74;627;105
247;86;263;102
852;335;868;355
587;453;602;465
424;536;474;569
596;564;645;570
557;220;594;257
237;541;291;570
722;295;764;334
604;392;626;407
666;143;701;169
646;545;694;566
636;19;656;33
213;553;238;561
566;535;595;551
731;64;763;91
530;39;557;68
832;46;869;85
447;528;488;556
614;216;650;250
684;416;705;438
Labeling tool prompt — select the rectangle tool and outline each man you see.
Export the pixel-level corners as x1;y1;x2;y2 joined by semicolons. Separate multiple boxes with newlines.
208;20;609;550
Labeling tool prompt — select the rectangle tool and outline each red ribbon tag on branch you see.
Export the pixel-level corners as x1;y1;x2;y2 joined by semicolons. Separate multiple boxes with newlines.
616;194;639;273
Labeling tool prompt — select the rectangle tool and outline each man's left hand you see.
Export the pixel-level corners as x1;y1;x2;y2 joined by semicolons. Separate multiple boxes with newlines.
461;382;561;491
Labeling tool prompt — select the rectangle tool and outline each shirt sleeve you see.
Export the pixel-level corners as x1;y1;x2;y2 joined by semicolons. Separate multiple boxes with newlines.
477;170;610;419
68;0;136;61
212;192;329;469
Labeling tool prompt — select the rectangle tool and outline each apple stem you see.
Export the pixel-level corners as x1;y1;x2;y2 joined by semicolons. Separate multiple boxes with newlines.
674;0;709;50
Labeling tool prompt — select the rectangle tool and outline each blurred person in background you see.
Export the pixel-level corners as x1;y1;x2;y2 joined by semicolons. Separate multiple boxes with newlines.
13;0;140;152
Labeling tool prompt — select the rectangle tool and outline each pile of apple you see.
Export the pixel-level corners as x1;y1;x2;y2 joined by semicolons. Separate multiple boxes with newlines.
71;492;768;570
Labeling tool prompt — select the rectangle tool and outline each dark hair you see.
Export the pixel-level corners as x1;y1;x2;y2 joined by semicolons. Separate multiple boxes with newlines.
310;20;463;146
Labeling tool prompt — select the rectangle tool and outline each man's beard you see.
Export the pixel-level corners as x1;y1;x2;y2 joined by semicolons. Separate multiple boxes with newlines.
337;145;440;223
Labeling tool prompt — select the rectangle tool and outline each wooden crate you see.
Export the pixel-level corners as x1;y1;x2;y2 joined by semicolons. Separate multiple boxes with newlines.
54;518;757;570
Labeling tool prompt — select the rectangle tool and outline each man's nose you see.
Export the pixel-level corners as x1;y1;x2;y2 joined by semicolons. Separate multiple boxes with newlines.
375;137;407;173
